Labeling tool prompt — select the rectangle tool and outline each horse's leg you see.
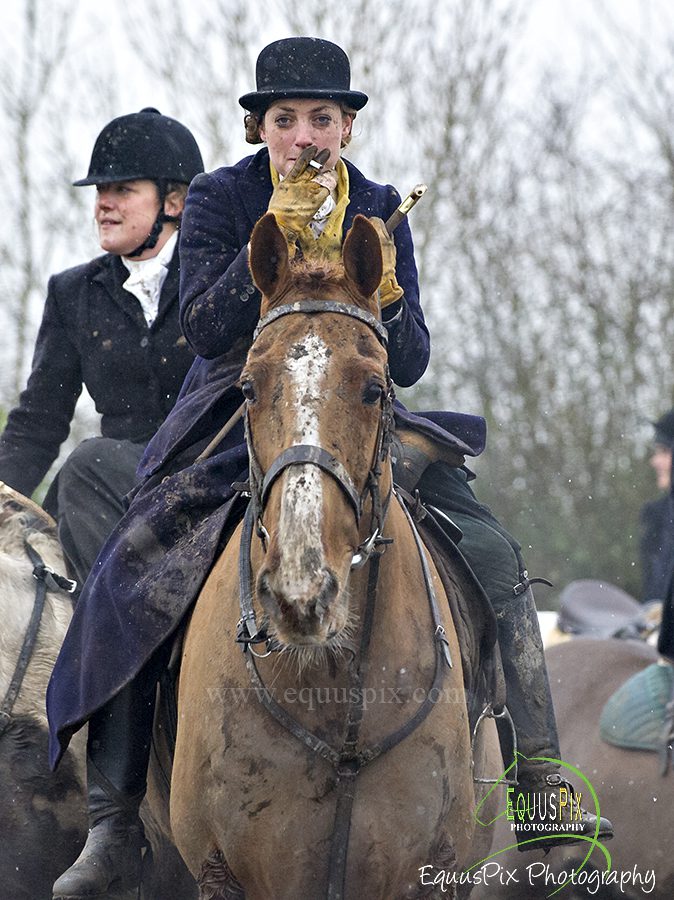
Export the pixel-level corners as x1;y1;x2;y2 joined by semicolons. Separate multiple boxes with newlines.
197;849;245;900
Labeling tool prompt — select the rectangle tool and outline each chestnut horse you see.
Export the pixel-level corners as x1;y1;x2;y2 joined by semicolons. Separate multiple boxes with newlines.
170;214;501;900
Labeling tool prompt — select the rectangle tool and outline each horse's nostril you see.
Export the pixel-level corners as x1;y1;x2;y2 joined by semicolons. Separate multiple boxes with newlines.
257;566;339;625
316;570;338;618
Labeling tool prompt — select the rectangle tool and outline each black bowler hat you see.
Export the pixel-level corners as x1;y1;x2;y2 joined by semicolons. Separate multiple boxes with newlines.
653;408;674;448
239;37;368;114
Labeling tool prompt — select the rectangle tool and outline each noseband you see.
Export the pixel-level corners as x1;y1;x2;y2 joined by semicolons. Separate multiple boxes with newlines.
245;300;395;560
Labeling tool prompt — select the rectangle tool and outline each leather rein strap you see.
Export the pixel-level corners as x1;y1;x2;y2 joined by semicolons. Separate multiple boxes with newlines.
237;298;452;900
0;538;76;737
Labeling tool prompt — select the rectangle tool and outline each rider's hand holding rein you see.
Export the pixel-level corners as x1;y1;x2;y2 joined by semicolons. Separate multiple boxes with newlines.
368;216;404;309
267;145;337;253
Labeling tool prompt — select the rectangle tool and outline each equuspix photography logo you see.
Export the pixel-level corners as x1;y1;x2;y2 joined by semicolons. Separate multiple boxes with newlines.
417;752;656;897
506;776;585;838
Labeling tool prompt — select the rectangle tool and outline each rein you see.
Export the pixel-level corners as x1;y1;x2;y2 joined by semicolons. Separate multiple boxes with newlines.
236;299;453;899
0;538;76;737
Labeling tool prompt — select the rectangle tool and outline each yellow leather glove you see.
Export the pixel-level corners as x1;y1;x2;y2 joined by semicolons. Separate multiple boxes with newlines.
268;146;335;249
369;217;404;308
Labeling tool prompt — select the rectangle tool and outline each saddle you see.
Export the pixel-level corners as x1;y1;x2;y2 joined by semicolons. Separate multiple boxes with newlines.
391;426;465;495
557;579;661;642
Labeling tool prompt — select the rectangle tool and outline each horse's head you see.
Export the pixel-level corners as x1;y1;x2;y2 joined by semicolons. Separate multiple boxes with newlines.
244;213;392;650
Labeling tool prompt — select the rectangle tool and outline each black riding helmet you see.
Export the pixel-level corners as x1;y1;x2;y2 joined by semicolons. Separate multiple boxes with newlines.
74;107;204;256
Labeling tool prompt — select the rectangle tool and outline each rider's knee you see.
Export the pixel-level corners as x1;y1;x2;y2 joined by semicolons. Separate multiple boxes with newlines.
60;438;119;484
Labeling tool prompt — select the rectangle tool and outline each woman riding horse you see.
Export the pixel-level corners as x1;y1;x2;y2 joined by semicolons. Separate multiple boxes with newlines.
48;37;610;900
0;108;204;589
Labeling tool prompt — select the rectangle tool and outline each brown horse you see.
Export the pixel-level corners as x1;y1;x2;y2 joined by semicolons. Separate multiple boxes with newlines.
169;214;501;899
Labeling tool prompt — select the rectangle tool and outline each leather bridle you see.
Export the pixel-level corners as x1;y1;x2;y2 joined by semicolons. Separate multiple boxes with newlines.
0;537;76;737
244;300;395;573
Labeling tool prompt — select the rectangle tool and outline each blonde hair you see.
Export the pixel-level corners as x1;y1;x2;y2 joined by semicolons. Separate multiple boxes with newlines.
244;104;357;147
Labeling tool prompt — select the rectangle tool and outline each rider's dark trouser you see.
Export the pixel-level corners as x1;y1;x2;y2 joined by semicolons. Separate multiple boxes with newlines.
44;437;146;590
417;462;561;781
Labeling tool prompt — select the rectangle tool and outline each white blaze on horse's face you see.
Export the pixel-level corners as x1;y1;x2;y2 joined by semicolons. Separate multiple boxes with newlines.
274;333;331;608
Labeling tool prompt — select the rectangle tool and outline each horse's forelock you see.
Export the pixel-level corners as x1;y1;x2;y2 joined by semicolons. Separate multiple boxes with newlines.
290;258;345;295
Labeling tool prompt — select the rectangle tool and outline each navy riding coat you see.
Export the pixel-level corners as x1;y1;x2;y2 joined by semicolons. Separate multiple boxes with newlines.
47;149;486;767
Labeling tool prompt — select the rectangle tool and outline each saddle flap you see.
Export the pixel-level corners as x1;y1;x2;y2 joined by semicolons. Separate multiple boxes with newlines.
416;511;504;729
392;425;466;495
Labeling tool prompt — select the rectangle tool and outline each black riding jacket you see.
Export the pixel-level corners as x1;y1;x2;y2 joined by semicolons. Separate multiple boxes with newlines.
0;251;194;496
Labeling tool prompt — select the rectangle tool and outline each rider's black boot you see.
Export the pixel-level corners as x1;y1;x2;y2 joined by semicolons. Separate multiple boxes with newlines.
52;661;159;899
495;586;614;852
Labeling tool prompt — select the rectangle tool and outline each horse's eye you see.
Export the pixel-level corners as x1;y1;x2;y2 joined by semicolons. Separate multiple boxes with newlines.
362;382;384;405
241;380;257;402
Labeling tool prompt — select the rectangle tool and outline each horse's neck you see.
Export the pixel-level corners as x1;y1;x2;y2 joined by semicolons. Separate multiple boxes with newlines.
362;495;445;640
0;528;72;722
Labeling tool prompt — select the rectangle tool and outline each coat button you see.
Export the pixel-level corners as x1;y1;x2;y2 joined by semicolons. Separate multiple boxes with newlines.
140;337;149;348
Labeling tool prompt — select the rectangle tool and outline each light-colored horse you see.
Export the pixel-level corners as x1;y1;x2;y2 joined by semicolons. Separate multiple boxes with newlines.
0;483;87;900
0;482;198;900
169;214;501;899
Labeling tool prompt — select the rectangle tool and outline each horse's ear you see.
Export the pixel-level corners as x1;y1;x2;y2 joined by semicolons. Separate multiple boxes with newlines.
342;214;384;307
249;213;291;307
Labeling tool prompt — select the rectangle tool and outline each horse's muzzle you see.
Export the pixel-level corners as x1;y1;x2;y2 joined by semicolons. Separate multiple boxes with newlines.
256;565;342;642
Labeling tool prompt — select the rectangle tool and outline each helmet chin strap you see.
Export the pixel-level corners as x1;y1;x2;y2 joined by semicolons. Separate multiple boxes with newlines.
126;180;180;258
126;215;164;258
